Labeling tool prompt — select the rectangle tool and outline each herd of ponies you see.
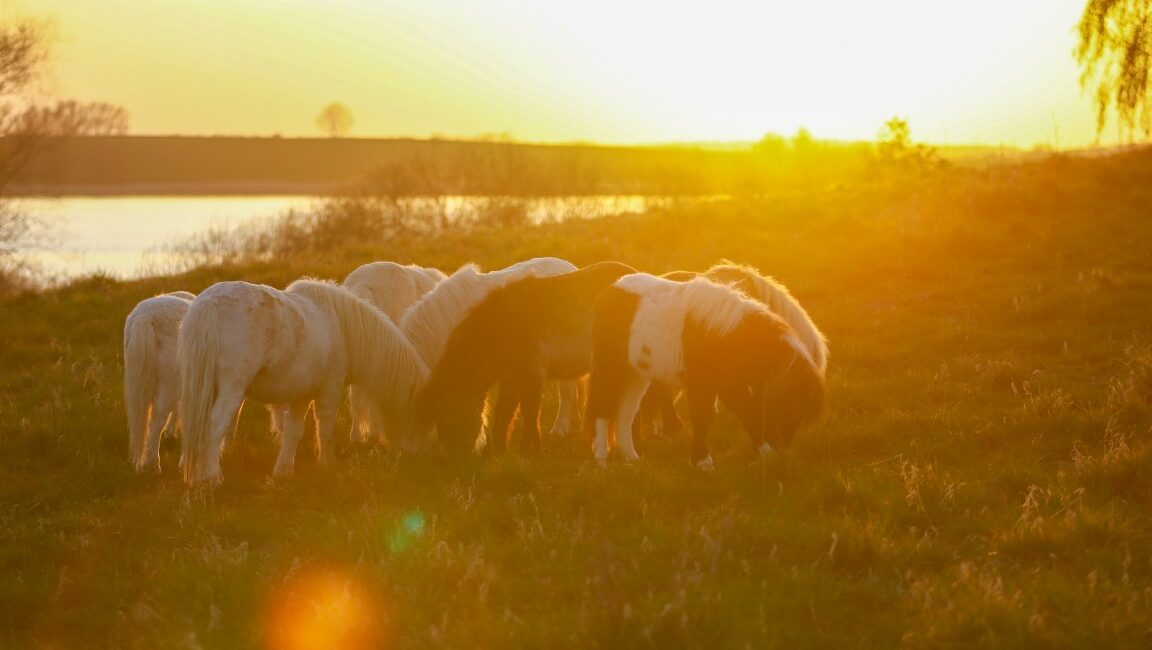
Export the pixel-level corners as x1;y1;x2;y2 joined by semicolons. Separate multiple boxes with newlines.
122;258;828;485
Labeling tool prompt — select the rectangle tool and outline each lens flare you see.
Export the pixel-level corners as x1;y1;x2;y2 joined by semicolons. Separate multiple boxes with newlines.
388;510;426;553
263;566;387;650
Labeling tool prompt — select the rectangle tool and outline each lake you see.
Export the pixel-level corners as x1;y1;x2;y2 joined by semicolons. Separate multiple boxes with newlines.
14;195;653;281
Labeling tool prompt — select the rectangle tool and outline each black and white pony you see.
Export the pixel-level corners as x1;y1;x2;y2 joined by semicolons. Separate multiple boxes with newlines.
588;273;825;468
408;261;636;454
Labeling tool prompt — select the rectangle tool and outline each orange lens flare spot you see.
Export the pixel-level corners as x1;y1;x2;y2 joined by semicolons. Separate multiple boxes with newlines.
263;567;387;650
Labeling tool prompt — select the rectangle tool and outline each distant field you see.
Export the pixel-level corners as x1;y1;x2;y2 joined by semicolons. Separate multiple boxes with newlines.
4;134;1025;198
1;151;1150;647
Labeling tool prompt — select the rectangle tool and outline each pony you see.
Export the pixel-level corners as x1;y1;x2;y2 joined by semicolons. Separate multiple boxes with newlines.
587;274;826;469
643;263;829;435
123;291;195;472
342;261;446;442
178;279;428;485
396;257;579;451
411;261;636;454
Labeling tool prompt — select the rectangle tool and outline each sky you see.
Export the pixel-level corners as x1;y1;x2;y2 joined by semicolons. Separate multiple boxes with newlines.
17;0;1113;147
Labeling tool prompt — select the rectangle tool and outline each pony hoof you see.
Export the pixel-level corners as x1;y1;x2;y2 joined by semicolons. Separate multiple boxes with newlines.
596;457;609;469
756;442;775;458
138;462;162;476
622;450;640;462
694;456;715;471
548;426;570;437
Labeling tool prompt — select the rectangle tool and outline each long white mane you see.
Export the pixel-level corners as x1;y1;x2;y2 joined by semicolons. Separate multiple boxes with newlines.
286;279;429;420
400;257;576;369
705;263;829;373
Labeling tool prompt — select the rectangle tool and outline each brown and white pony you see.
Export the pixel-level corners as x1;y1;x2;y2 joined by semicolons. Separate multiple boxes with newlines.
645;263;828;435
342;261;446;442
588;273;825;469
409;261;636;454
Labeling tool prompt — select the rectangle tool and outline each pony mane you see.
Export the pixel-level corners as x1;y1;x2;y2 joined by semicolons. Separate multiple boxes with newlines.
680;277;769;337
286;279;429;421
705;263;829;373
400;258;576;369
399;264;504;369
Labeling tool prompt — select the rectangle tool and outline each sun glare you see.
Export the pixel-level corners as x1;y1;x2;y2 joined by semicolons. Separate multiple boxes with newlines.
32;0;1100;146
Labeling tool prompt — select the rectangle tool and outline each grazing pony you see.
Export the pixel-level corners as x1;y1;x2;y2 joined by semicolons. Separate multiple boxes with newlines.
396;257;578;451
123;291;195;472
342;261;446;442
409;262;636;453
644;264;829;435
178;279;428;485
588;274;825;468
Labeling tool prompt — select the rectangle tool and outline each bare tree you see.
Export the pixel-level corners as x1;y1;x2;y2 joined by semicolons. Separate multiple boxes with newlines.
0;14;130;292
1078;0;1152;138
315;101;354;138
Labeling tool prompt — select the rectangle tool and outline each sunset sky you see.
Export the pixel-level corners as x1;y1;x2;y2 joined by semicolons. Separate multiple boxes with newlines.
22;0;1110;147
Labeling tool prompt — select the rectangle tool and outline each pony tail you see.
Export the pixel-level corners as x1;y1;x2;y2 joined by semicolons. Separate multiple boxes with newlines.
178;300;220;484
124;316;157;464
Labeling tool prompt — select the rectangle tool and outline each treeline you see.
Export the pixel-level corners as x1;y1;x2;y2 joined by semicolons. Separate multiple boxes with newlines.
6;134;934;197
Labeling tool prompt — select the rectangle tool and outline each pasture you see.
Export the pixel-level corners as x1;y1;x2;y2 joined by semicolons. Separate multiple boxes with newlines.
1;151;1151;647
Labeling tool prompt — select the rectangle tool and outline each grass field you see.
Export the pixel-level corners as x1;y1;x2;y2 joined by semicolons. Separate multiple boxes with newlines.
1;151;1151;648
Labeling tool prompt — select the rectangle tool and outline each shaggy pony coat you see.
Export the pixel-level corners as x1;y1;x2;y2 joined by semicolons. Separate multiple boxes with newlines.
178;279;428;485
123;291;194;472
342;261;446;442
644;264;828;435
396;257;579;451
411;261;636;453
588;274;825;467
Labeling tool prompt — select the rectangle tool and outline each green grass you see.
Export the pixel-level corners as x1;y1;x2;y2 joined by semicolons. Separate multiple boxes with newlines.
2;152;1151;647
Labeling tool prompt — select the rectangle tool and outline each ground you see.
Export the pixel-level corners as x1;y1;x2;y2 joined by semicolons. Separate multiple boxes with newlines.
1;152;1150;647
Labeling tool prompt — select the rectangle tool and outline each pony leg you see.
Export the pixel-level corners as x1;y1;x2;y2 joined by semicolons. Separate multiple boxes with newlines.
487;384;520;454
202;391;245;484
685;385;718;469
313;393;341;466
614;375;650;461
272;401;310;478
519;379;545;452
593;418;613;466
720;385;772;456
141;385;178;473
657;384;684;436
548;380;579;437
267;404;284;437
128;400;151;467
347;384;382;443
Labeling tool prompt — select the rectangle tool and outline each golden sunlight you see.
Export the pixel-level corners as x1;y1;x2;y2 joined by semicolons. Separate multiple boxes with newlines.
30;0;1100;146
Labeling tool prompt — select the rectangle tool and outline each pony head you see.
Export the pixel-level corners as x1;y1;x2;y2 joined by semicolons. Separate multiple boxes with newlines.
730;312;826;450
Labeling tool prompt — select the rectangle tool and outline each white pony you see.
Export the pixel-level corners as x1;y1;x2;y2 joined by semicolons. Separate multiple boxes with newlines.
396;256;578;451
342;261;446;442
178;279;429;485
123;291;194;472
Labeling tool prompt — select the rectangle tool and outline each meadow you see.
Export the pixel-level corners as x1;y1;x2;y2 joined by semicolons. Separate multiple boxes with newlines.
1;149;1151;648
